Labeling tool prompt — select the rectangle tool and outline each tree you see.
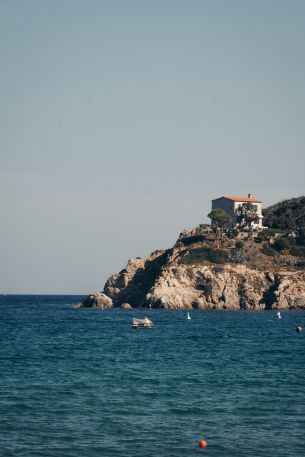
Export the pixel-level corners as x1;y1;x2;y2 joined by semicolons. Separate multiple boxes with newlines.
235;202;259;228
207;209;231;238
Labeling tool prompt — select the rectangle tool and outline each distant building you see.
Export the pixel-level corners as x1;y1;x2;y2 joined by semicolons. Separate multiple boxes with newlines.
211;194;263;229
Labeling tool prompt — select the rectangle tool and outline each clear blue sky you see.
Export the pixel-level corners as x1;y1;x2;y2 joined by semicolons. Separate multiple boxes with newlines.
1;0;304;293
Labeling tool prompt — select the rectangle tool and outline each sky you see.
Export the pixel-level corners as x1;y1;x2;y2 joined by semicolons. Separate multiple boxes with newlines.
0;0;304;294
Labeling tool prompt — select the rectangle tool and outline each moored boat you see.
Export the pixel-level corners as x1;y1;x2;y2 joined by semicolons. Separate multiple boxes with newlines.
132;317;153;329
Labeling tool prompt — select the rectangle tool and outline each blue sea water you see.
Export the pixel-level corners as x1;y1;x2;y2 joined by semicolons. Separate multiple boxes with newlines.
0;295;305;457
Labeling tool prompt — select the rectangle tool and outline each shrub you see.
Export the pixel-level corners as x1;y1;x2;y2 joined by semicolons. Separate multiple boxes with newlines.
261;245;277;257
179;248;210;265
210;248;228;264
179;247;228;265
179;235;205;246
290;246;305;257
227;248;247;264
262;228;283;237
226;229;239;239
295;236;305;246
282;258;298;267
273;237;291;252
235;240;244;249
256;233;267;242
298;227;305;239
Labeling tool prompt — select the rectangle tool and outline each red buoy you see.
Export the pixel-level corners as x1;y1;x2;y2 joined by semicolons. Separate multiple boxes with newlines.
198;440;208;448
296;326;303;333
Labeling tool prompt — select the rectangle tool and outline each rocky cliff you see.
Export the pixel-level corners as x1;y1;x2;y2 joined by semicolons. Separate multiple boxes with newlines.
80;228;305;310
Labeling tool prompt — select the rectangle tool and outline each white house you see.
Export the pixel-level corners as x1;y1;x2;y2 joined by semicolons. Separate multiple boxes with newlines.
211;194;263;229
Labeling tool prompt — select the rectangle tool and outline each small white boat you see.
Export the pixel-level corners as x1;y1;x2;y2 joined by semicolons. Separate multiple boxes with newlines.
277;311;282;319
132;317;153;329
187;312;191;320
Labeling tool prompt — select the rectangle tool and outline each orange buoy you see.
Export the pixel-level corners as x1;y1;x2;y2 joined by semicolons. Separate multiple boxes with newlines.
296;326;303;333
198;440;208;448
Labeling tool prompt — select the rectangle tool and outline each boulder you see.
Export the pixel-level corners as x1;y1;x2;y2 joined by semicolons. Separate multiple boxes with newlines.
80;292;113;308
120;303;133;309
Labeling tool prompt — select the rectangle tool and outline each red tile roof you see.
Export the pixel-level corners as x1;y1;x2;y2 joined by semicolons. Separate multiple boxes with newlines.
223;195;261;203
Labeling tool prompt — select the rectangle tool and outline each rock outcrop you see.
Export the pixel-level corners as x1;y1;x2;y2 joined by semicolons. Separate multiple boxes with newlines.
104;250;170;306
80;292;113;308
146;265;305;310
80;229;305;310
120;303;133;309
146;264;268;310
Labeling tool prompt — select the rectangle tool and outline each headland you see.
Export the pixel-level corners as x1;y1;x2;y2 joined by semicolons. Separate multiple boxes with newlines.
79;196;305;310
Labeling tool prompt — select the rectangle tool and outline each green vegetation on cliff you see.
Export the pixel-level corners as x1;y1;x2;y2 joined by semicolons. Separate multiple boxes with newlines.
263;196;305;229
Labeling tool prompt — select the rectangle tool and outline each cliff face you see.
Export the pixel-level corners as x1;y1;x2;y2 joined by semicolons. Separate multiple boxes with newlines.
104;250;170;306
146;264;305;310
146;263;268;310
81;228;305;310
98;251;305;310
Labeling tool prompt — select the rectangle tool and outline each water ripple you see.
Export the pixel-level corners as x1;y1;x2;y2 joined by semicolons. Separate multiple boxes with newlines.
0;297;305;457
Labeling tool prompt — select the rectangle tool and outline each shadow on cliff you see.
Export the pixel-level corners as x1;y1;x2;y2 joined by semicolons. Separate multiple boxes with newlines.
112;250;171;307
260;275;281;309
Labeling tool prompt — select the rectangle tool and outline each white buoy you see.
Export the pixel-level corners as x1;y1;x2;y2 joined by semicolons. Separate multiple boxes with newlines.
187;312;191;320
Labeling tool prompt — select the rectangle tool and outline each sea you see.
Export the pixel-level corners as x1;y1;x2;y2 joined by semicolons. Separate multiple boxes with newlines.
0;295;305;457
